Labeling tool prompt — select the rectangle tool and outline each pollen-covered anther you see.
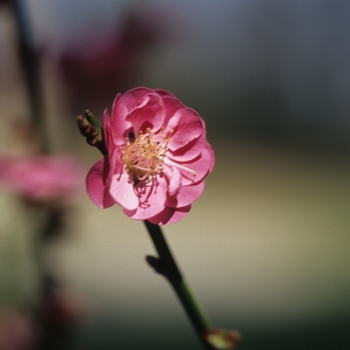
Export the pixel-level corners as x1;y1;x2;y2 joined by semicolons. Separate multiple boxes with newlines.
122;129;167;182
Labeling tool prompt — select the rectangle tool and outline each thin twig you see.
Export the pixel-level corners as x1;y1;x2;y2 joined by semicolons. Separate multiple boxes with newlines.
144;221;211;334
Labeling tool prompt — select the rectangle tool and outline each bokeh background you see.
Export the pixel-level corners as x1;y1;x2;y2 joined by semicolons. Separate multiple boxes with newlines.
1;0;350;349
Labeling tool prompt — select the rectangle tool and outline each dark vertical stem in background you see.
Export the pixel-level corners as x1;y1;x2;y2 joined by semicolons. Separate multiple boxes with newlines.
8;2;76;349
10;0;49;153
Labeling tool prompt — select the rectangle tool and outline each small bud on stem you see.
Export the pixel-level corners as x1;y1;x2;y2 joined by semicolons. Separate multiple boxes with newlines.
77;110;107;156
204;329;241;349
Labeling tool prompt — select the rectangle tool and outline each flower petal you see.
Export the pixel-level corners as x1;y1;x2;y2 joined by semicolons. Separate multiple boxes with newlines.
110;88;153;145
148;205;191;225
167;180;205;208
109;172;139;211
204;140;216;173
102;108;111;148
165;143;213;186
165;108;204;151
160;95;186;129
123;174;168;220
154;89;183;103
86;158;114;208
109;93;132;145
167;134;206;162
167;167;182;197
110;87;165;143
126;92;165;134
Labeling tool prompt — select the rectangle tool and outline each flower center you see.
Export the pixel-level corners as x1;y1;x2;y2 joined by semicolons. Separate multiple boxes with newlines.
123;128;170;182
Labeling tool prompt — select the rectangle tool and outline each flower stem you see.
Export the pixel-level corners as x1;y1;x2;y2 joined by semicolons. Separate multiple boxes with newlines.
144;220;213;349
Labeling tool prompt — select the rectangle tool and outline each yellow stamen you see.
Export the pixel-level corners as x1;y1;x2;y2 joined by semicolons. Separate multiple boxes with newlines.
122;128;196;183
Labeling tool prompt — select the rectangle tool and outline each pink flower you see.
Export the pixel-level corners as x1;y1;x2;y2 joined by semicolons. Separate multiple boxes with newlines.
44;288;87;327
86;87;215;224
0;310;36;350
58;10;169;113
0;156;84;203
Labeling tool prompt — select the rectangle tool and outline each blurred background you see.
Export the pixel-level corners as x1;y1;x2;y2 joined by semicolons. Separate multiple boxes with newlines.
1;0;350;349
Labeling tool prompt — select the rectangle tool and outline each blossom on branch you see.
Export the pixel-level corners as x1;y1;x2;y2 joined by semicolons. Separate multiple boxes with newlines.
86;87;215;224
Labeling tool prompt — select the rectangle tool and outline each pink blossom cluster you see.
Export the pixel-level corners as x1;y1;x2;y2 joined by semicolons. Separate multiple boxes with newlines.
0;156;84;203
87;87;215;224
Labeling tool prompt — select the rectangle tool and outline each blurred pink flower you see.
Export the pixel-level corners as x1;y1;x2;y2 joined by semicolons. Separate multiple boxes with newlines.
59;10;168;112
0;310;36;350
86;87;215;224
0;156;84;203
